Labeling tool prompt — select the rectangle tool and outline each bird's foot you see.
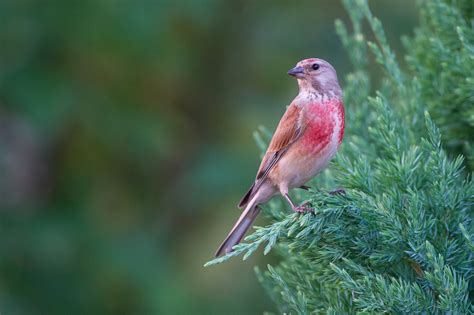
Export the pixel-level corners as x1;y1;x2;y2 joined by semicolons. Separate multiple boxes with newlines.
329;188;345;195
292;202;313;213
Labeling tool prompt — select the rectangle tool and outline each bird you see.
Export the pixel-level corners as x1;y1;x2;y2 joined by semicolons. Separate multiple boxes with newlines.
215;58;344;257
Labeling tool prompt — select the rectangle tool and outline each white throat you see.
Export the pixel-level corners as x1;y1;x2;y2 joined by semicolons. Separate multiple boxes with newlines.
295;88;340;105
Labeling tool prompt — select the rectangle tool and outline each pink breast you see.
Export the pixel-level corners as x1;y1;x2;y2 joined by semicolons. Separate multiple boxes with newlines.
338;103;345;144
301;100;344;152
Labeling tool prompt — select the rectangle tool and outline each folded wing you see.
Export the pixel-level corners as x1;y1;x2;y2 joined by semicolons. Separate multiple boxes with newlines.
238;104;304;208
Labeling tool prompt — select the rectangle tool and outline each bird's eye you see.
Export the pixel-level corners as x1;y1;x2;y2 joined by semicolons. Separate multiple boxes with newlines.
312;63;320;70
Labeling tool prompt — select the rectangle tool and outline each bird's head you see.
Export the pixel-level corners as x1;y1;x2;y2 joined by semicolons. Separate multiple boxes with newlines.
288;58;341;96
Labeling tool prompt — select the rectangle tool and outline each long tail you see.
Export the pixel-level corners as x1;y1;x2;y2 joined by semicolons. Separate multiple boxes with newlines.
215;197;261;257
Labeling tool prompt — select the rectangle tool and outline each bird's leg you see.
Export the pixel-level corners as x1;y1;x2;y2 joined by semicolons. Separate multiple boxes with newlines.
284;193;296;208
284;194;313;213
299;185;344;195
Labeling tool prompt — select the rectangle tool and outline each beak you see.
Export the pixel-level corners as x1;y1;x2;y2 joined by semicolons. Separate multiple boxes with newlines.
287;66;304;78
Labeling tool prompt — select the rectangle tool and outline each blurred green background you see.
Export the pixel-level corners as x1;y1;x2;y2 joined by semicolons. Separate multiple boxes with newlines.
0;1;416;314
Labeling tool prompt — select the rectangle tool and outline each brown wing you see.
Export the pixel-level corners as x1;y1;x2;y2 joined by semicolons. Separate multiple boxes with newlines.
238;104;304;208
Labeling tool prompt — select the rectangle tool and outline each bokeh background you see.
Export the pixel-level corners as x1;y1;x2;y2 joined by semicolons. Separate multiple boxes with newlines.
0;1;417;314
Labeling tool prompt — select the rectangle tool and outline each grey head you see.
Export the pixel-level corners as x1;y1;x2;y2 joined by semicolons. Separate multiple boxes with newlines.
287;58;342;97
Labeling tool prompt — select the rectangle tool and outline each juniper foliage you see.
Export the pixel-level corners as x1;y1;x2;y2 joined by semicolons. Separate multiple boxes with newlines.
206;0;474;313
403;0;474;171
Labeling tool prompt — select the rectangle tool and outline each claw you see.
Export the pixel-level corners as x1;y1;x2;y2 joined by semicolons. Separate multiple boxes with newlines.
329;188;345;195
292;202;313;213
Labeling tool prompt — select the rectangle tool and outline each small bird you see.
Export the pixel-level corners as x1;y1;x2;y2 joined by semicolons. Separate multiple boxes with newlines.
215;58;344;257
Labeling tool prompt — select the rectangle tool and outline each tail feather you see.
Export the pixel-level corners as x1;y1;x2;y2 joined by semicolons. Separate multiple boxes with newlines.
238;182;255;208
215;198;260;257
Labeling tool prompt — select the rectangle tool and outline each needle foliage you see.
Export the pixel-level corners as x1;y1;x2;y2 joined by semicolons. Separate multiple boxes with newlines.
206;0;473;313
404;0;474;171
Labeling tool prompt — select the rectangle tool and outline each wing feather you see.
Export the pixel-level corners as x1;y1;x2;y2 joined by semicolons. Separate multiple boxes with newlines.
238;104;304;208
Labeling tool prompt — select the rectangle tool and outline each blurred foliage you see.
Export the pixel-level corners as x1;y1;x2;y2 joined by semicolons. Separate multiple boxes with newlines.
0;1;416;314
